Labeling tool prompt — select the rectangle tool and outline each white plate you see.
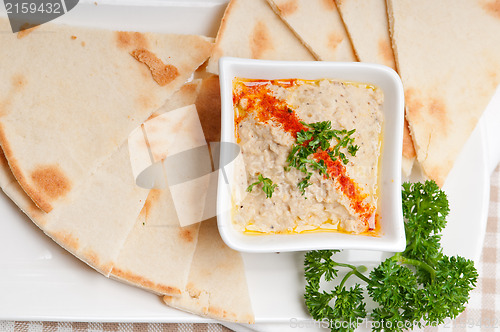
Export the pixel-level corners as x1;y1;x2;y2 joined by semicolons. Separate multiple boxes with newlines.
0;0;490;328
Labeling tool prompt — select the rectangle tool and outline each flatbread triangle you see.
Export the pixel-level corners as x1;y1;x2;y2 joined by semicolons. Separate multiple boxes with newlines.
387;0;500;186
0;17;213;212
334;0;417;176
267;0;357;62
206;0;315;74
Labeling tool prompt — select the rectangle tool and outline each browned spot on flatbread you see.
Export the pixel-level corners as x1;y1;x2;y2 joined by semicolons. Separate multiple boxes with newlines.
139;189;161;222
321;0;336;11
196;75;221;143
404;88;423;120
51;231;80;251
27;202;46;225
136;94;154;110
0;124;52;212
71;35;77;40
181;80;201;96
83;250;113;274
1;75;27;117
425;164;449;188
112;267;182;295
115;31;150;50
277;0;299;16
328;32;343;51
482;0;500;19
428;97;448;135
30;165;72;200
0;147;8;169
250;21;273;59
378;39;394;64
12;74;27;90
130;49;179;86
208;306;238;321
179;225;197;243
17;23;39;39
402;118;416;159
81;41;86;47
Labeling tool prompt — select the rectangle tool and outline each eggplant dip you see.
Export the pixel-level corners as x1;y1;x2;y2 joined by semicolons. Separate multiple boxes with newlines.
232;78;383;235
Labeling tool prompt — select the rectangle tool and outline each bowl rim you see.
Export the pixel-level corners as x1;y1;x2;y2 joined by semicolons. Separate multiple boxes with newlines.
216;57;406;253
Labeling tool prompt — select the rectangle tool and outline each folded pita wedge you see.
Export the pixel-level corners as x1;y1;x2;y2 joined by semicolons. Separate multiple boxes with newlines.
266;0;356;61
0;17;212;213
111;81;204;296
206;0;315;74
110;188;200;296
334;0;394;68
0;147;44;221
334;0;416;176
387;0;500;186
0;142;149;276
195;75;222;143
164;218;254;324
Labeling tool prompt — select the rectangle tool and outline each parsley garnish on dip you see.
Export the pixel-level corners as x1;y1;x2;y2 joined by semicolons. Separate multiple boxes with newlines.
233;78;384;235
286;120;359;195
246;174;277;198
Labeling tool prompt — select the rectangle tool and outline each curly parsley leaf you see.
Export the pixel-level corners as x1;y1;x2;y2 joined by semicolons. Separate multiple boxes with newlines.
303;180;478;331
286;121;358;194
402;181;450;264
246;174;277;198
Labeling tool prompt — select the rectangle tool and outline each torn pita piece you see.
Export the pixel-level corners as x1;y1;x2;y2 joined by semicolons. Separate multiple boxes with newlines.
334;0;416;176
0;143;149;276
387;0;500;186
206;0;315;74
267;0;356;61
0;17;212;213
164;218;254;324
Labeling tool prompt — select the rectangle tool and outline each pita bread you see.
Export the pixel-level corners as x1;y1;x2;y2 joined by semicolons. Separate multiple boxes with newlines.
267;0;356;61
110;188;200;296
0;142;149;276
195;75;222;143
0;17;212;212
0;147;43;220
0;148;11;189
206;0;315;74
150;80;202;119
164;218;254;324
387;0;500;186
112;80;212;295
335;0;394;68
401;117;416;175
334;0;416;176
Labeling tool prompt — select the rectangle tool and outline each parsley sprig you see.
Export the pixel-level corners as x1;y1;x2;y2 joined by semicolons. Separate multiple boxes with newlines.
246;174;277;198
286;121;358;195
304;180;478;331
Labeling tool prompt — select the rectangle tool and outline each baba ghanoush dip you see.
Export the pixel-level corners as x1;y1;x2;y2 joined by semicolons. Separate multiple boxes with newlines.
232;78;383;235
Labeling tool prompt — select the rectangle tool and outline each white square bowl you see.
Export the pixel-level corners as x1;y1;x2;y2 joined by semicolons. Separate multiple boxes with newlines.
217;57;406;253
